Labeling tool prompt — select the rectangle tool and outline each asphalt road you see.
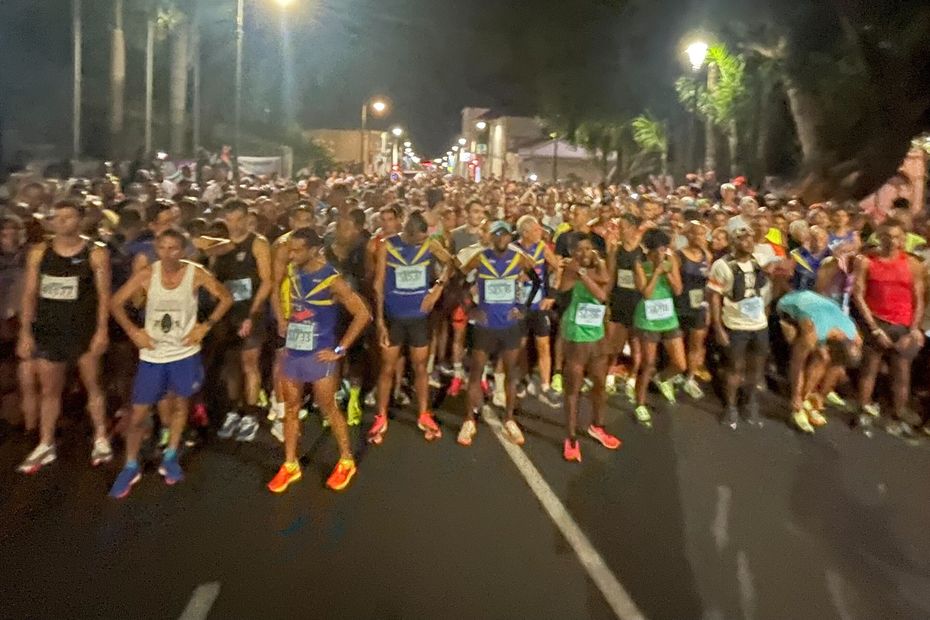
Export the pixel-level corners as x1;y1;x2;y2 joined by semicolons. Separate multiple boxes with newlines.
2;383;930;620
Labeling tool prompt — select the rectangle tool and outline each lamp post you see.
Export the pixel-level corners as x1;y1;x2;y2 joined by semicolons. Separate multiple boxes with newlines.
685;40;714;171
391;126;403;168
361;97;388;174
72;0;82;157
234;0;245;177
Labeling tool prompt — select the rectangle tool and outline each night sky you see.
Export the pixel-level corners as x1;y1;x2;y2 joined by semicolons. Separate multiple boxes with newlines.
0;0;697;159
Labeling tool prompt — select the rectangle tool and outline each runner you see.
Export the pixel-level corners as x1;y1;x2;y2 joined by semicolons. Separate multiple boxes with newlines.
605;214;644;401
631;229;687;427
213;199;273;442
267;228;371;493
367;210;456;445
515;214;562;406
776;289;861;433
107;229;233;498
851;218;925;433
447;199;487;396
457;221;541;447
557;233;621;461
675;220;712;398
708;221;771;429
17;199;113;473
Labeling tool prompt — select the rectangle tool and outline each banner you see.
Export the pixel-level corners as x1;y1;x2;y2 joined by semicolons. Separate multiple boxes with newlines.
238;156;282;177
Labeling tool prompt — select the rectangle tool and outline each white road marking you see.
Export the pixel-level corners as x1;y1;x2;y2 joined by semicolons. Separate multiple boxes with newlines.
825;569;854;620
483;407;645;620
179;582;221;620
736;550;756;620
712;485;731;552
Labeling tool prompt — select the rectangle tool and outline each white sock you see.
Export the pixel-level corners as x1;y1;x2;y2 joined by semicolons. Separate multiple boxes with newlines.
494;372;506;392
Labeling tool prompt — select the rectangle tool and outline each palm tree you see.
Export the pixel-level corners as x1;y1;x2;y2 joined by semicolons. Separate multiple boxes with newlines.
110;0;126;150
704;44;747;175
631;113;668;175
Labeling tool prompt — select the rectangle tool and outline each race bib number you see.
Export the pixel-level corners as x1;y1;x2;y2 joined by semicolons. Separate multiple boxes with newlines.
644;298;674;321
394;265;427;290
285;322;317;351
39;275;79;301
688;288;705;310
485;278;516;304
225;278;253;302
739;296;764;321
521;282;543;305
616;269;635;290
575;302;606;327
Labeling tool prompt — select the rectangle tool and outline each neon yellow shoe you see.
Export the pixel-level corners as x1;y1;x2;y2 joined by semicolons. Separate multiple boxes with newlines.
793;410;815;434
825;392;846;408
347;387;362;426
551;373;563;394
257;389;269;409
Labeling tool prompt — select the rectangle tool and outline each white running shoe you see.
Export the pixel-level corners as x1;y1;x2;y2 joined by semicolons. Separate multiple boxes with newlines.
235;415;259;442
457;420;477;446
91;437;114;466
18;443;56;474
503;420;525;446
217;412;241;439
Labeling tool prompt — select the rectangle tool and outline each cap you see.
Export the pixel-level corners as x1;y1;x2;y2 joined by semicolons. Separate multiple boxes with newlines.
727;216;753;238
490;220;513;235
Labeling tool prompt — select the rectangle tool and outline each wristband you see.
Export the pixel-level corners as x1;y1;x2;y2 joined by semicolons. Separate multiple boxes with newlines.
333;345;346;357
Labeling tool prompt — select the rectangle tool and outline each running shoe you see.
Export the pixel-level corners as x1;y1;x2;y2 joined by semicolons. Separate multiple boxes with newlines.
108;464;141;499
235;415;259;442
896;408;922;428
91;437;114;466
605;375;618;395
551;373;563;394
417;412;442;441
563;438;582;462
158;427;170;449
503;419;525;446
17;443;56;474
346;388;363;427
682;378;704;400
217;411;241;439
438;362;454;376
271;419;285;443
457;419;477;446
587;425;622;450
192;402;209;427
825;392;847;408
793;410;815;433
298;406;308;420
921;422;930;438
447;376;464;397
267;462;302;493
516;382;527;399
492;388;507;408
394;391;412;407
694;367;712;383
746;398;764;428
625;377;636;403
480;377;491;396
654;377;677;404
428;371;442;389
723;406;739;430
540;387;562;408
367;413;389;445
158;455;184;485
862;403;880;418
807;409;828;427
363;390;377;407
326;458;357;491
634;405;653;428
525;378;539;397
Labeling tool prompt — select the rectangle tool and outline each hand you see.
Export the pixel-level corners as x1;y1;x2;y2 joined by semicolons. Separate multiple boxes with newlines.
238;318;253;339
183;323;211;347
910;328;926;349
540;298;555;311
130;327;156;350
508;307;526;322
470;308;488;326
420;289;441;314
316;348;344;363
376;321;391;349
561;259;578;277
16;333;35;360
715;326;730;347
88;329;109;356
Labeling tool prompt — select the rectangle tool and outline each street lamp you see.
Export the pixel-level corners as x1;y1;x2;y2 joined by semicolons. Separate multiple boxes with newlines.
451;145;459;152
457;137;467;146
684;39;715;170
475;121;487;131
361;96;389;174
403;141;412;148
392;126;404;137
685;41;709;71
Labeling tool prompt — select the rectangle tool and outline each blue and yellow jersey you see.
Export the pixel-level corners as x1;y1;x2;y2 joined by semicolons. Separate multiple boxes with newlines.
281;262;339;354
384;234;434;319
477;246;525;328
519;240;548;309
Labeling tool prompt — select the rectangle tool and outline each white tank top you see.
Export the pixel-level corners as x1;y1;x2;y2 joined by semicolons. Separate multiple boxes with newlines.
141;260;200;363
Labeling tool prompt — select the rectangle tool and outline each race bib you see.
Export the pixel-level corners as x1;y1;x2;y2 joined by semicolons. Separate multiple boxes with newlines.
285;322;317;351
521;282;543;305
39;275;79;301
739;296;764;321
575;302;606;327
688;288;705;310
644;298;674;321
485;278;516;303
616;269;635;290
225;278;253;302
394;264;427;290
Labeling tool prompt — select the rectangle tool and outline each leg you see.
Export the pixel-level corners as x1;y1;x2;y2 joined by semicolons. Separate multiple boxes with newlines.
660;337;687;381
313;375;352;461
588;353;610;427
687;328;708;379
451;323;466;376
77;351;108;441
35;359;67;446
124;404;153;464
165;394;189;451
562;345;586;438
278;375;304;464
636;339;658;405
501;347;522;421
375;344;402;414
240;346;262;408
408;345;430;414
535;335;552;388
466;348;489;420
18;359;39;432
857;347;882;406
889;353;913;419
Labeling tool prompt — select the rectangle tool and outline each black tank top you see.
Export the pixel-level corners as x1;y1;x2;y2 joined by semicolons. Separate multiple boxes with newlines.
35;241;98;333
610;244;644;309
213;233;260;319
676;249;709;315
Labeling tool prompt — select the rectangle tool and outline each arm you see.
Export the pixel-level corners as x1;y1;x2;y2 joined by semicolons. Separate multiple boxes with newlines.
88;245;112;355
15;245;44;359
270;238;290;331
576;258;610;303
636;258;668;299
909;257;925;339
429;237;460;272
185;265;234;346
248;236;272;317
192;235;234;257
665;250;683;296
110;267;155;350
320;277;372;361
708;289;728;346
814;257;837;296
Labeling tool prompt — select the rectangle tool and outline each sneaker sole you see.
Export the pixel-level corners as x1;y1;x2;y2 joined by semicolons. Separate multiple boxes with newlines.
110;473;142;499
18;454;56;474
92;454;114;467
417;422;442;441
268;472;302;493
158;466;184;485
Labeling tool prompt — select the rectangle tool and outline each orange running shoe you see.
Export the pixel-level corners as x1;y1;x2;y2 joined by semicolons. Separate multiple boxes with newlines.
563;438;582;462
326;458;357;491
367;413;388;445
417;412;442;440
587;425;622;450
267;462;302;493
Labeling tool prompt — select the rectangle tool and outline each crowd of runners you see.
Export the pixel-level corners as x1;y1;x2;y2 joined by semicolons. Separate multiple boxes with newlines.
1;161;928;499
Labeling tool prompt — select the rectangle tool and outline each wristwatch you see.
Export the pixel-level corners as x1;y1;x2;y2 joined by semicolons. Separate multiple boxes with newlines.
333;345;346;357
578;267;588;277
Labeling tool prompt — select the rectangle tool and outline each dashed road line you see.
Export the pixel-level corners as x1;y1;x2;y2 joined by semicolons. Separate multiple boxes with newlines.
179;582;221;620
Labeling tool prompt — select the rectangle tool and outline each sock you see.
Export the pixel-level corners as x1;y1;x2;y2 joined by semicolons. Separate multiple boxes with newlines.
163;448;177;461
126;459;139;469
541;383;550;390
427;354;435;373
494;372;506;392
453;362;464;378
349;386;361;401
339;457;355;466
285;460;300;473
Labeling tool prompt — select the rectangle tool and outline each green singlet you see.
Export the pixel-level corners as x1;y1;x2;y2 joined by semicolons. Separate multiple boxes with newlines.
633;261;679;332
562;279;607;343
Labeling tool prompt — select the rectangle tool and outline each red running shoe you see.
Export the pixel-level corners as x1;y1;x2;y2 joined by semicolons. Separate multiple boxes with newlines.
563;438;582;462
587;425;622;450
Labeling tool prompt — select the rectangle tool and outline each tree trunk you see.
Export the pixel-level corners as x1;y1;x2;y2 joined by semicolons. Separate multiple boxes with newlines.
727;119;739;176
144;18;154;156
703;64;718;172
169;19;190;155
110;0;125;148
781;73;821;162
191;4;201;151
754;80;772;181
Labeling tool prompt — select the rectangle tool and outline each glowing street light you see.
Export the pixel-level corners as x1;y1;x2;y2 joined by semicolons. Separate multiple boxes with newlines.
457;137;467;146
475;121;487;131
685;41;709;71
451;145;459;152
275;0;295;6
371;99;387;114
403;141;412;148
392;126;404;137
